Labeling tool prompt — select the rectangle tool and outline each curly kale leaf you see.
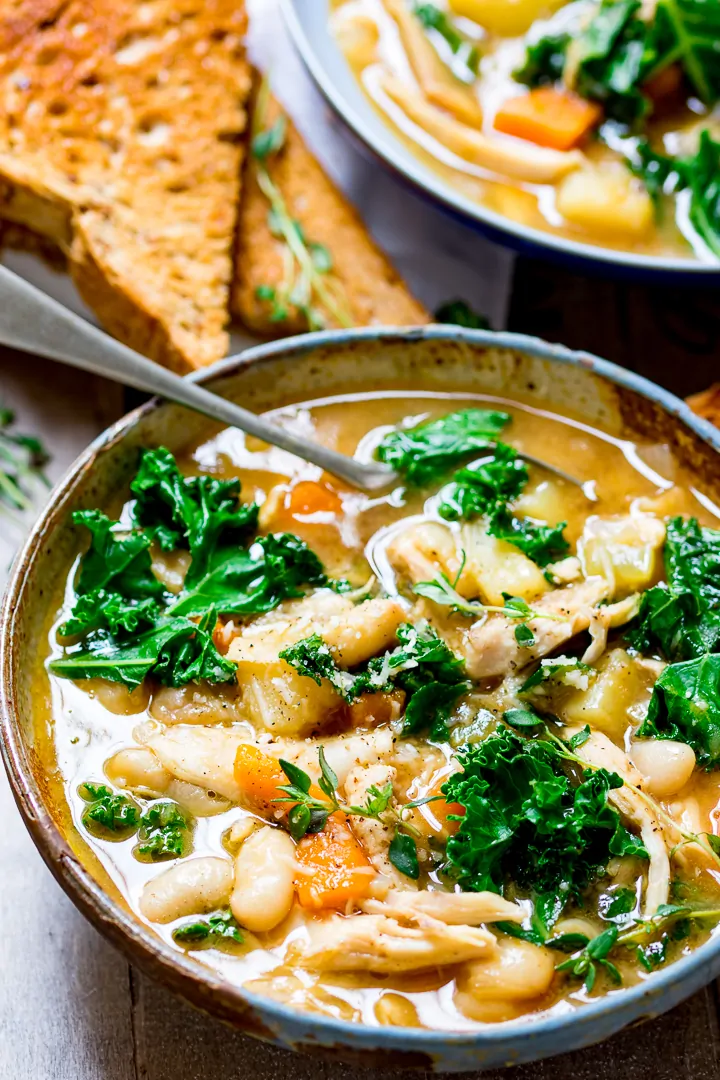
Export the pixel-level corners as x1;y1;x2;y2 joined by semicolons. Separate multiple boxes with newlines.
375;408;511;486
130;447;258;581
169;532;328;618
51;608;236;690
438;443;528;521
442;728;646;920
638;653;720;768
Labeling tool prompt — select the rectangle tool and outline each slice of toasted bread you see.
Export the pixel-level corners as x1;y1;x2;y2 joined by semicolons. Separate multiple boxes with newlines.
0;0;251;371
232;88;429;335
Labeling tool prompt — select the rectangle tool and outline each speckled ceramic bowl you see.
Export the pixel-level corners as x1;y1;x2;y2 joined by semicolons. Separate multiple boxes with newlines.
282;0;720;280
3;327;720;1072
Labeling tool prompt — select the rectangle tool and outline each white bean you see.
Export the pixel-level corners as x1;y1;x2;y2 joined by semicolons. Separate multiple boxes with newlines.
166;779;231;818
105;747;171;795
230;826;296;932
139;857;233;924
631;739;696;798
455;938;555;1008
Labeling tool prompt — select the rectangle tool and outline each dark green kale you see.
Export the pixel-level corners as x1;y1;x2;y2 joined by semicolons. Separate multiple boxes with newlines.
170;532;328;618
515;0;720;131
487;506;569;567
629;516;720;661
441;728;646;926
413;4;480;82
631;131;720;257
53;449;334;690
375;407;511;486
51;608;236;690
514;32;570;86
59;509;166;638
280;622;468;740
172;910;243;946
135;801;193;860
130;447;258;582
434;299;491;329
438;443;528;521
78;781;140;839
638;653;720;768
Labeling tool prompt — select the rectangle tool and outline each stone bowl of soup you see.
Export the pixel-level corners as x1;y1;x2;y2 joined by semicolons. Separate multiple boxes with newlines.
5;326;720;1072
283;0;720;276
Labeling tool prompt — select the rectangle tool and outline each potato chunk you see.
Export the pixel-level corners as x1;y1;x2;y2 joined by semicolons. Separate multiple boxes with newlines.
449;0;567;36
578;513;665;596
560;647;654;742
556;167;654;239
460;525;550;605
228;596;405;735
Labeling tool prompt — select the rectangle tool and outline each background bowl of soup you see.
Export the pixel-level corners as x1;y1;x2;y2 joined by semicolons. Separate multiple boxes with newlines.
282;0;720;278
4;326;720;1071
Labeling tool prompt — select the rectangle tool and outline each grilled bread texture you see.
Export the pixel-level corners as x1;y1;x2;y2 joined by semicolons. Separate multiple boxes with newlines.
0;0;251;371
232;89;429;335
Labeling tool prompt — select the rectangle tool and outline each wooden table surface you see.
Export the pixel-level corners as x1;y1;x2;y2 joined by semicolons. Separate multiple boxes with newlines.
1;263;720;1080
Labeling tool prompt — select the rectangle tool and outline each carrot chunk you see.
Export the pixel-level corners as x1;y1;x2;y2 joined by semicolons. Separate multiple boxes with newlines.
295;818;375;910
234;744;288;814
494;89;601;151
288;480;343;517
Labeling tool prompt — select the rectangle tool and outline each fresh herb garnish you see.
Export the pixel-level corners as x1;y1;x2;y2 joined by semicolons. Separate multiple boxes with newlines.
172;910;243;946
434;299;491;329
280;622;468;740
441;727;646;926
251;79;352;331
552;925;621;991
0;405;50;518
376;408;511;487
275;748;425;877
413;571;564;629
515;623;536;646
135;801;193;860
78;782;141;839
413;4;480;83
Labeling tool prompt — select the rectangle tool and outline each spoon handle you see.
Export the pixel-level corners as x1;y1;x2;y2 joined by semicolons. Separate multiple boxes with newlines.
0;265;394;491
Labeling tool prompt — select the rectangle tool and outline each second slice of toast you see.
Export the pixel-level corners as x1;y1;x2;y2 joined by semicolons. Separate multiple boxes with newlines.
232;88;429;335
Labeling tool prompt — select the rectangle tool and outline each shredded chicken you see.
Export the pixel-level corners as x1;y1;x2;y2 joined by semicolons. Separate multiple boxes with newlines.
143;724;396;803
288;913;496;973
343;763;413;888
362;890;525;925
465;577;610;679
572;729;670;915
380;74;584;183
582;593;642;664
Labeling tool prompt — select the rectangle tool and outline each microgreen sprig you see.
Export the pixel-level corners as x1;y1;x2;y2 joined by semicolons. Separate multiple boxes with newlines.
276;747;439;879
251;79;353;331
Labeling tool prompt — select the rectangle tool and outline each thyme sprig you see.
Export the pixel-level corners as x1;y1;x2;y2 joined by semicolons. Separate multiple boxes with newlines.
251;79;353;331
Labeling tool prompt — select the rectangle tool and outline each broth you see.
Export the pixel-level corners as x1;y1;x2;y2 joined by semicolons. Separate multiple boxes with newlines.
37;388;720;1030
330;0;720;262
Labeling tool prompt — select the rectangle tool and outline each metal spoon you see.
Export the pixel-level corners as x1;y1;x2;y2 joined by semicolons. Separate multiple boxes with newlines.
0;264;584;493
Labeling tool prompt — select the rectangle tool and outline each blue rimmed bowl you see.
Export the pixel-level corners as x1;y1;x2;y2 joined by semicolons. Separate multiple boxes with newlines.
2;326;720;1071
282;0;720;281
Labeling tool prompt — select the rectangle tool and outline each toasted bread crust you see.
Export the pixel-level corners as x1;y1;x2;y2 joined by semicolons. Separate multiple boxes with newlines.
0;0;251;370
232;92;429;334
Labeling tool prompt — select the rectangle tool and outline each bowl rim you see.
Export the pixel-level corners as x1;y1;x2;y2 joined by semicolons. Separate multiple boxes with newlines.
4;325;720;1061
281;0;720;279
